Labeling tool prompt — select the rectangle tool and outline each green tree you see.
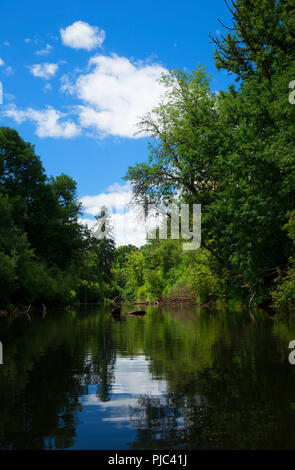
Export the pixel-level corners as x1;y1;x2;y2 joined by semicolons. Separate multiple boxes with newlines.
125;55;295;307
0;127;115;309
210;0;295;82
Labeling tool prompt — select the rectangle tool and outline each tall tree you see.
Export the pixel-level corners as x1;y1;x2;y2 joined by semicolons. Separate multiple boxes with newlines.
210;0;295;82
125;56;295;305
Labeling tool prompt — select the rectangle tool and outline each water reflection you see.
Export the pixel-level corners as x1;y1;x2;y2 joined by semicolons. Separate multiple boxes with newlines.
1;305;295;449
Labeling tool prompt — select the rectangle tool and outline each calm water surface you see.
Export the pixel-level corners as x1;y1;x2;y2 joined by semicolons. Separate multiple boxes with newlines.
1;304;295;450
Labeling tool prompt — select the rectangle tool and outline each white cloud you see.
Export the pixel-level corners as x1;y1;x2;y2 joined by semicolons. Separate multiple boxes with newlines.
111;208;149;247
3;92;15;101
29;62;58;79
43;83;52;92
80;182;149;247
62;54;167;138
4;105;80;138
60;21;105;51
7;48;166;140
24;38;31;43
80;182;132;214
35;44;53;56
2;41;10;47
4;65;13;75
0;59;13;75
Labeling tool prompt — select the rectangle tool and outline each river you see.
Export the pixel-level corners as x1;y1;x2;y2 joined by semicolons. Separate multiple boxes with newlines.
0;304;295;449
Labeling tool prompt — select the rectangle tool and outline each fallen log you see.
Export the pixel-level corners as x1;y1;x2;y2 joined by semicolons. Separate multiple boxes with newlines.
123;310;146;316
111;307;147;317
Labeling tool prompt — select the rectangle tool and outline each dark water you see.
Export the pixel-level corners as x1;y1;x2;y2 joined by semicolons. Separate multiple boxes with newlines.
1;304;295;450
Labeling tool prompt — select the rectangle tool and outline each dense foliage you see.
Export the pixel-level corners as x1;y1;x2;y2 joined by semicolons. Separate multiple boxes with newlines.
123;0;295;312
0;127;116;311
2;0;295;314
112;239;222;305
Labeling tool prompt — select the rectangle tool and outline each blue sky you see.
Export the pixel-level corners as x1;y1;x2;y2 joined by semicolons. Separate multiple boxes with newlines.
0;0;234;245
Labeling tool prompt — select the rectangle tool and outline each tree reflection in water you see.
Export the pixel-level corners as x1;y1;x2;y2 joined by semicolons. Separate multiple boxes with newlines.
1;305;295;449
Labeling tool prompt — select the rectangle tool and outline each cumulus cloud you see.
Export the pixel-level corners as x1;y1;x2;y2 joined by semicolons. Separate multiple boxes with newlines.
30;63;58;80
60;21;105;51
29;62;58;79
0;58;4;67
80;182;150;247
35;44;53;56
80;182;132;214
62;54;167;137
4;105;80;138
